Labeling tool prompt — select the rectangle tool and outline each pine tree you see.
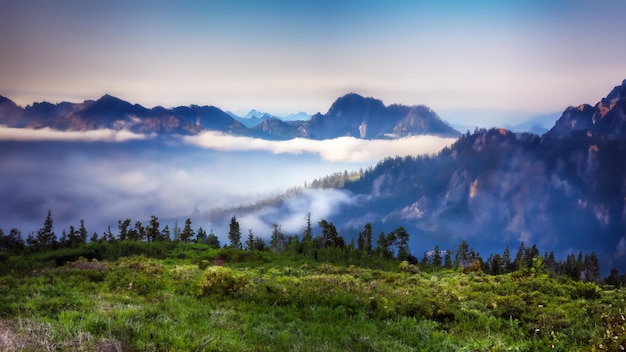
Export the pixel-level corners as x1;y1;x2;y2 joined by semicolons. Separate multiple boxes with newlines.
270;224;286;253
181;218;194;243
583;252;600;283
133;221;146;241
318;219;339;248
206;229;220;249
253;236;266;251
146;215;160;242
228;216;242;249
67;225;79;247
118;219;131;241
514;242;526;270
161;225;171;241
173;220;181;241
363;223;373;255
105;226;116;243
302;213;313;242
394;227;410;261
502;245;512;273
59;229;68;248
444;250;452;269
195;227;206;243
432;245;442;269
245;230;255;251
36;210;56;249
78;219;88;244
455;240;470;268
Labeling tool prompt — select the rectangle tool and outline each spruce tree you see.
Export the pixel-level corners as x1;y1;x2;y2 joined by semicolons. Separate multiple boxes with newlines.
270;224;285;253
207;229;221;249
228;216;242;249
181;218;194;243
444;250;452;269
78;219;88;244
36;210;56;249
432;245;442;269
394;226;410;261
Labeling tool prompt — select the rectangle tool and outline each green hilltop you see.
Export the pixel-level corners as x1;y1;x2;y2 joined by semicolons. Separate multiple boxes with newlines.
1;238;625;351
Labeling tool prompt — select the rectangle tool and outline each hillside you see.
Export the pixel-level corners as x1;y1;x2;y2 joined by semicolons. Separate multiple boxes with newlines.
0;241;624;351
198;79;622;274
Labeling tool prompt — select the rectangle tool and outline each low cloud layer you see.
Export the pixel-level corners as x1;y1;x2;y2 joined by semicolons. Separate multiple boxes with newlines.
0;139;373;242
0;126;147;142
184;132;457;162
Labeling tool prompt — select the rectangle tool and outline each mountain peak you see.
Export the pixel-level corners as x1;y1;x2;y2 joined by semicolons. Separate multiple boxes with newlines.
601;79;626;105
95;94;130;105
326;93;385;116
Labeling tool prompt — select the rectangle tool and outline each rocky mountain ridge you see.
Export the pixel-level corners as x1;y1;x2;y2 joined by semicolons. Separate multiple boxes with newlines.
0;93;460;140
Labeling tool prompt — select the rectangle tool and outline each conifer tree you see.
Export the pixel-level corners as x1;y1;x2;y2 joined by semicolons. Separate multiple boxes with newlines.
132;221;145;241
181;218;194;243
36;210;56;249
118;219;131;241
161;225;171;241
78;219;88;244
270;224;286;253
195;227;207;243
146;215;160;242
583;251;600;283
67;225;79;247
502;245;512;273
245;230;255;251
362;223;373;255
228;216;242;249
207;229;221;249
455;240;470;268
394;226;410;261
302;213;313;242
444;250;452;269
432;245;442;269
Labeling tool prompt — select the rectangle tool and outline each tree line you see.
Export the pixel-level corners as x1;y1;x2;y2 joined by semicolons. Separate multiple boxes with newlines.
1;210;624;286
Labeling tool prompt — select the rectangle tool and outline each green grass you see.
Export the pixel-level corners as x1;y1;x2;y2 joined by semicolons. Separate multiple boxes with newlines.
0;244;625;351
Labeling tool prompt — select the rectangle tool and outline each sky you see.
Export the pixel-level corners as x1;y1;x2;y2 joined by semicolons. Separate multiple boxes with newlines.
2;0;626;125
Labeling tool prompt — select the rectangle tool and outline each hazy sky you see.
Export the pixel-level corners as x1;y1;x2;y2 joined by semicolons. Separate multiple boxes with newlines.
1;0;626;120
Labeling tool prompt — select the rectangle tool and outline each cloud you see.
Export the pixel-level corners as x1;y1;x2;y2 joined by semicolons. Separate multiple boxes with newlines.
183;131;457;163
204;188;356;239
0;126;148;142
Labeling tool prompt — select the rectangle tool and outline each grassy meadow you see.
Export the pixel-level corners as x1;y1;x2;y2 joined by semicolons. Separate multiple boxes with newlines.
0;242;625;351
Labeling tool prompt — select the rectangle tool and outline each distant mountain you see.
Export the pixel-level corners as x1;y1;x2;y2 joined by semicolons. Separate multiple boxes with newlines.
504;112;560;135
250;117;304;140
228;109;276;128
0;94;248;135
281;111;311;121
303;93;459;139
0;93;460;140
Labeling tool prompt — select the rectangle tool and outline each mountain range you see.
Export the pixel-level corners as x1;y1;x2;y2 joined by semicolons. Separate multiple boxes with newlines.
0;93;460;140
208;79;626;272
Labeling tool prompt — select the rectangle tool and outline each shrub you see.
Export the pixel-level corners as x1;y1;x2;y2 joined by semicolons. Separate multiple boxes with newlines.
198;267;250;297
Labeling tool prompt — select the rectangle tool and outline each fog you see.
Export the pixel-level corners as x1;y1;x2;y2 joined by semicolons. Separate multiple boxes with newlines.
183;131;456;163
0;130;455;243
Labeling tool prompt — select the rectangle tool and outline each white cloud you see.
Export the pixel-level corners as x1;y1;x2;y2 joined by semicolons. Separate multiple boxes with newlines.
0;126;148;142
183;131;457;163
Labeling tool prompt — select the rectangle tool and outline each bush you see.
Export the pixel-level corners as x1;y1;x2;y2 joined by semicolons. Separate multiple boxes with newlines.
198;267;250;297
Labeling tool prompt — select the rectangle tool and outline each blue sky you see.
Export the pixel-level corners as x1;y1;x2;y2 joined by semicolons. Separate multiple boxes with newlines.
1;0;625;122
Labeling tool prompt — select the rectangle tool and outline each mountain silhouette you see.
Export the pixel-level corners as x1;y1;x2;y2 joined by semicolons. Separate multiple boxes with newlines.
0;93;459;139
